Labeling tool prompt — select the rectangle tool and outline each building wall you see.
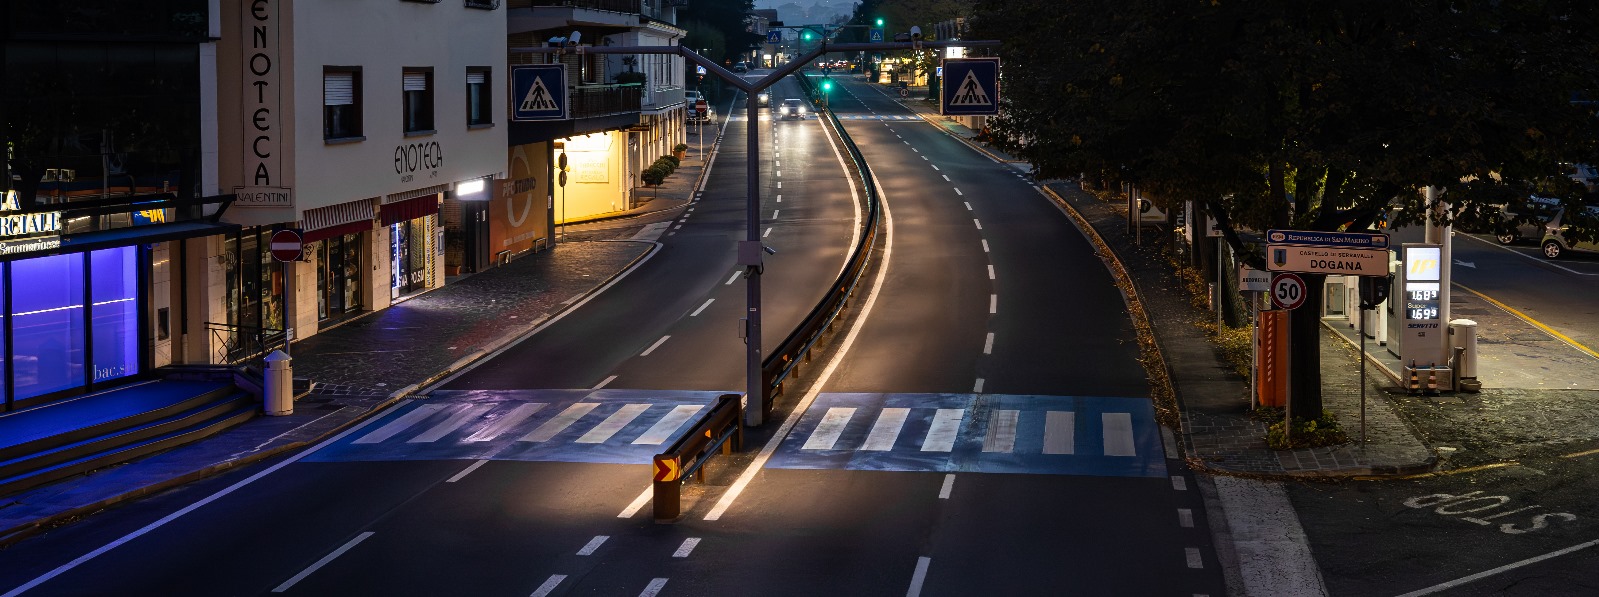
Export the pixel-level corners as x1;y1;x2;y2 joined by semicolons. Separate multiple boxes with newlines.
556;132;631;221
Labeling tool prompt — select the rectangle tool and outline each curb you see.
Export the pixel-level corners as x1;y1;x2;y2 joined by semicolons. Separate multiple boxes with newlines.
0;241;661;546
1320;320;1404;387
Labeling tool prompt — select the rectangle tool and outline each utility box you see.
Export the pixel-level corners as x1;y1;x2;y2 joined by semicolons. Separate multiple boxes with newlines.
1450;319;1479;379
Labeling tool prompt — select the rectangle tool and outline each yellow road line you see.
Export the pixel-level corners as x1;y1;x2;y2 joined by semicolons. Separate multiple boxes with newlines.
1356;461;1518;481
1562;447;1599;459
1454;283;1599;361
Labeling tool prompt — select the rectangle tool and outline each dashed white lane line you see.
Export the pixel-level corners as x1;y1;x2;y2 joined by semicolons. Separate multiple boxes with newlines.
1172;475;1188;491
530;575;567;597
973;219;982;230
777;181;782;188
673;538;702;558
921;155;928;161
639;578;669;597
913;148;920;153
983;333;994;354
989;294;997;314
272;532;374;593
942;175;951;181
726;271;741;285
777;170;782;177
981;239;989;252
592;375;617;390
1179;509;1195;528
1186;547;1203;569
764;227;773;238
577;535;609;556
973;378;986;393
640;335;670;356
904;140;910;144
772;209;780;219
964;202;972;210
930;164;939;170
939;474;956;499
907;556;932;597
446;459;488;483
987;265;995;280
691;298;715;317
776;194;782;202
953;187;963;195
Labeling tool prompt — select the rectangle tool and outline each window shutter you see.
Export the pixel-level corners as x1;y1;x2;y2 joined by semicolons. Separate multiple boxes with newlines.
403;72;428;91
466;71;487;85
325;73;354;106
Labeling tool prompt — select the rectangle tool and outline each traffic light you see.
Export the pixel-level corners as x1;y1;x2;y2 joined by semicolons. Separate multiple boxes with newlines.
875;17;885;27
822;78;833;92
802;30;814;41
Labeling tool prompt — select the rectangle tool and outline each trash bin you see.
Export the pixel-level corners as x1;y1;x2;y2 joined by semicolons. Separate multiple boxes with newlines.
1449;319;1480;392
263;350;293;416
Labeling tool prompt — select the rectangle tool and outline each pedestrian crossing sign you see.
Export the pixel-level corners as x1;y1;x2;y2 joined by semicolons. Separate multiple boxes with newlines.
940;58;1000;116
511;64;567;121
869;28;884;42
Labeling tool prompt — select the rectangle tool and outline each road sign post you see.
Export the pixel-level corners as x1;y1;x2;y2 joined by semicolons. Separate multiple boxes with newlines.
269;229;302;357
940;58;1000;116
511;65;568;121
1270;272;1306;310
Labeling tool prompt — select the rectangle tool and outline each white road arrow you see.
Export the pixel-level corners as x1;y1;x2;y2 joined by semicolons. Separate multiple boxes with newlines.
1454;259;1477;268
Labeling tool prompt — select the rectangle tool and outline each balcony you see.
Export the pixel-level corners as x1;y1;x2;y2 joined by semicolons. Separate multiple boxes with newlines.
572;83;642;118
510;83;643;144
509;0;640;11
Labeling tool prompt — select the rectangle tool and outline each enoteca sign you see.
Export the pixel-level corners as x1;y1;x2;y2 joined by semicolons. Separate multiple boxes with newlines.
240;0;286;204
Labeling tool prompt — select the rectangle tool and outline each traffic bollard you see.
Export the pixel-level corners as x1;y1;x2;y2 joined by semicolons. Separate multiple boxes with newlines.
263;350;293;416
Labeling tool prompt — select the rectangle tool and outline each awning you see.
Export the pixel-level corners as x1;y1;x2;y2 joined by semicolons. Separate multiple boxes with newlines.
0;219;241;263
301;198;375;243
381;194;440;226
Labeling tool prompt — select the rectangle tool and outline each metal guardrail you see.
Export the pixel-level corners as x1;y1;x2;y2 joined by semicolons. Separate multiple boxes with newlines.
652;393;743;521
755;72;884;418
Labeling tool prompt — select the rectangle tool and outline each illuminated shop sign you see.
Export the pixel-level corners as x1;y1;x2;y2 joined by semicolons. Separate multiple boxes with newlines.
0;192;64;254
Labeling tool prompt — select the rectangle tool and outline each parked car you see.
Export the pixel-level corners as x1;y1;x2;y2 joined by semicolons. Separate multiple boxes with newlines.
1539;204;1599;258
733;62;748;73
779;98;806;119
1494;195;1561;245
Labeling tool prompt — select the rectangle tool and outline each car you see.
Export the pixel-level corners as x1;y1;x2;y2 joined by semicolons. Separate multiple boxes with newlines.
733;62;748;73
779;98;806;119
757;91;770;107
1539;204;1599;258
1493;195;1561;245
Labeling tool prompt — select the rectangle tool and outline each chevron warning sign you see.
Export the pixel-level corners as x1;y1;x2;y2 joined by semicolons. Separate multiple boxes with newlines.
512;65;567;121
940;58;1000;116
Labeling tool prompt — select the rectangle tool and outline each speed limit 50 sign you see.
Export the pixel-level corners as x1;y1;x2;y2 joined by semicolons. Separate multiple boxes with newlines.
1271;272;1306;310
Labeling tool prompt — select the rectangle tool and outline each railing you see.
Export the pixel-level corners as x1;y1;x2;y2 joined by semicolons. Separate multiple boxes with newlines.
509;0;641;11
652;394;742;521
572;84;643;119
206;322;287;372
756;72;885;419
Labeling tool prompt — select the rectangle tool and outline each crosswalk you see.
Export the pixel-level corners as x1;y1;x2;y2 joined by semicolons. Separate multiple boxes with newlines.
835;114;924;121
304;390;1166;478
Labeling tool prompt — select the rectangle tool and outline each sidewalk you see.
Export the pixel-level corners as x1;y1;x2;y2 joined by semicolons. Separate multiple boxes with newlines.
0;146;715;544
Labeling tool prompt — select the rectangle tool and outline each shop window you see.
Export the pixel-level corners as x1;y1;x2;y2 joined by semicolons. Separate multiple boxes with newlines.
317;233;364;321
11;254;86;401
324;67;363;141
90;246;140;383
466;67;492;127
403;68;434;134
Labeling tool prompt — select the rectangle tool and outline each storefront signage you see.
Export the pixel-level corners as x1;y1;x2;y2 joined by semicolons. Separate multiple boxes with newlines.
0;211;63;255
234;186;294;207
395;141;444;182
241;0;284;194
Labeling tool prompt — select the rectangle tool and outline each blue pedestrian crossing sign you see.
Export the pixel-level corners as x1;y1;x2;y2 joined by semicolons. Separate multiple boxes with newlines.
511;65;567;121
869;28;884;42
767;29;782;43
941;58;1000;116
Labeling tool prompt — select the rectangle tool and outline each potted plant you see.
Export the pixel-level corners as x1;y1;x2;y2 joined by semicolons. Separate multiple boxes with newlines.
673;143;688;160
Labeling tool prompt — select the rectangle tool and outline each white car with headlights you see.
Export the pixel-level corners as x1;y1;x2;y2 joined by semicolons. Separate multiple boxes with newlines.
779;98;806;119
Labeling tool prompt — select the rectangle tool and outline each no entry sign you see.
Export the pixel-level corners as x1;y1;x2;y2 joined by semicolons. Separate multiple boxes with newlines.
270;229;303;262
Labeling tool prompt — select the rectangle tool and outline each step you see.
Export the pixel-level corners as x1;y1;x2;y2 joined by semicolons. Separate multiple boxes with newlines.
0;393;255;481
0;381;237;462
0;403;258;498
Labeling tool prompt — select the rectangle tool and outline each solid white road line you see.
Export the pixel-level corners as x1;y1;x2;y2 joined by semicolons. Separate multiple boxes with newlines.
521;403;600;442
592;375;618;390
577;535;609;556
354;404;446;444
921;409;964;452
860;408;910;451
691;298;715;316
409;404;494;443
640;335;671;356
983;409;1019;453
1186;547;1203;569
530;575;567;597
938;474;956;499
802;407;856;450
703;167;893;522
1103;412;1137;456
1043;411;1076;455
633;405;704;445
1172;475;1188;491
272;532;375;593
726;271;741;285
973;378;985;393
639;578;669;597
673;538;702;558
618;486;653;518
983;332;995;354
1396;538;1599;597
906;556;932;597
1178;509;1194;528
466;403;547;442
446;459;489;483
576;404;651;443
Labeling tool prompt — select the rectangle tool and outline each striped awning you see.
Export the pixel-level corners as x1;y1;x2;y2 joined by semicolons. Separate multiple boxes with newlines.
381;194;439;226
384;184;448;204
300;198;375;243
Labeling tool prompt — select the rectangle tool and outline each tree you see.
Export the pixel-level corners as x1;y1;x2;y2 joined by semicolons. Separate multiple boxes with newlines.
682;0;762;65
973;0;1599;416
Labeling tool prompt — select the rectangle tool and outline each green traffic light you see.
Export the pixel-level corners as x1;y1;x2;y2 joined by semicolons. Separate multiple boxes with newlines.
822;80;833;92
803;31;813;40
875;18;885;27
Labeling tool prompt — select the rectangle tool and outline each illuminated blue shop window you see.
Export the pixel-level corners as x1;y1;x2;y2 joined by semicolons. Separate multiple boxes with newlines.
12;254;86;400
91;247;139;382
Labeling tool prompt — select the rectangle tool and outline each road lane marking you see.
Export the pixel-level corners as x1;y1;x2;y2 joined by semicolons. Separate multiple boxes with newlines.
1172;475;1188;490
640;335;671;356
777;181;782;188
764;227;773;237
703;166;892;522
691;298;715;316
942;175;951;181
939;474;956;499
953;187;962;195
983;409;1019;453
904;140;910;144
861;408;910;451
772;209;780;219
618;486;653;518
981;239;989;253
530;575;566;597
633;405;705;445
802;407;856;450
1103;413;1137;456
983;332;995;354
921;409;964;452
592;376;617;390
1458;231;1599;276
272;532;374;592
446;459;489;483
639;578;669;597
973;219;982;230
930;164;939;170
964;202;972;211
521;403;600;442
410;404;495;443
1043;411;1075;454
1179;509;1194;527
907;556;932;597
776;194;782;202
1395;538;1599;596
777;170;781;177
673;538;701;558
354;404;446;444
990;294;997;313
921;155;928;160
913;147;920;153
577;535;609;556
1185;547;1203;569
973;378;985;393
1455;283;1599;361
576;404;651;443
726;271;741;285
987;265;995;280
